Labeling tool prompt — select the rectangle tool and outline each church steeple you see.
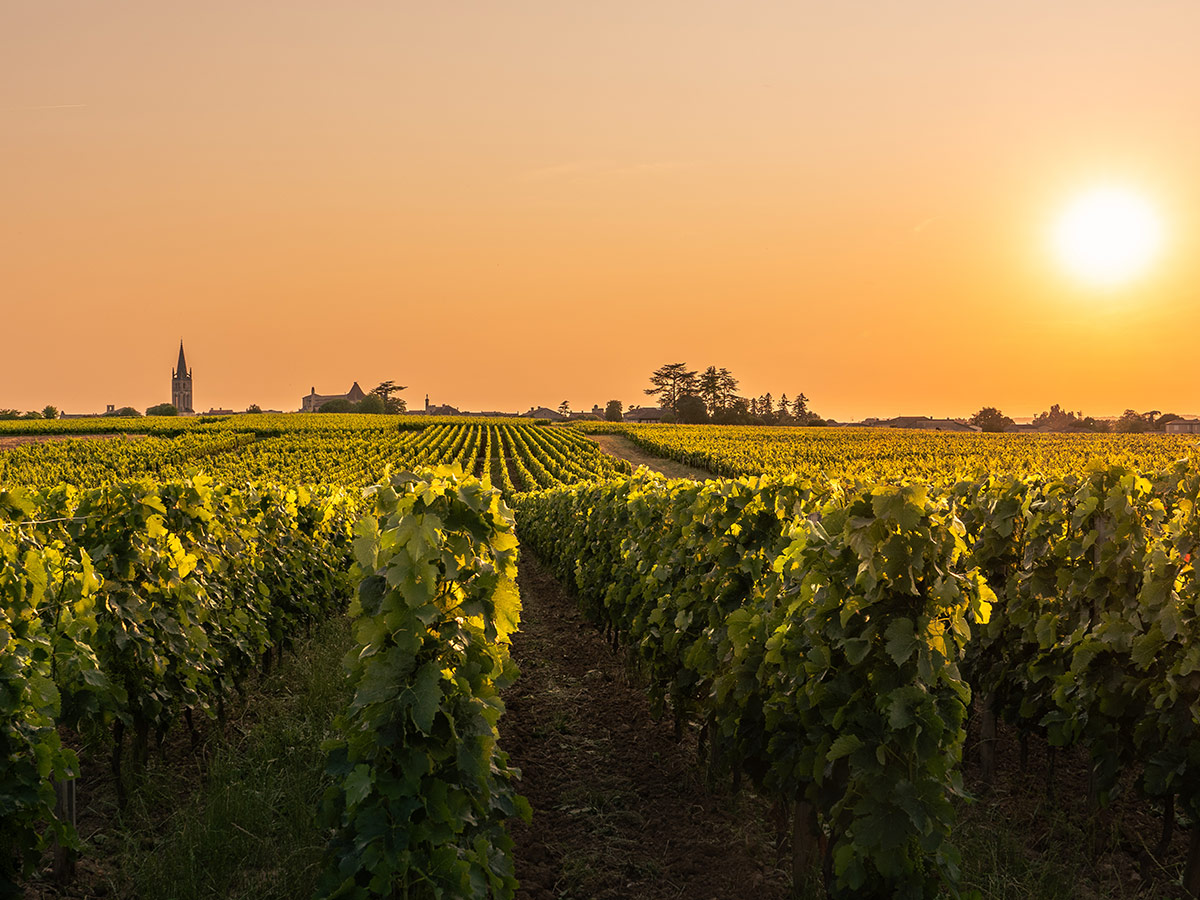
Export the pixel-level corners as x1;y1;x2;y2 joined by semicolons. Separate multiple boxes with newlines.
171;340;194;413
175;341;189;379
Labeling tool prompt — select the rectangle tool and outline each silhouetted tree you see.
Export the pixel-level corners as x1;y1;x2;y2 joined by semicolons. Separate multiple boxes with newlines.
357;393;387;414
371;381;408;413
792;393;810;421
645;363;698;413
718;369;739;409
1032;403;1094;431
759;393;774;424
970;407;1014;433
146;403;178;416
699;366;723;416
677;394;708;424
558;400;571;417
42;405;58;420
246;404;262;414
777;394;792;422
605;400;623;422
1114;409;1150;433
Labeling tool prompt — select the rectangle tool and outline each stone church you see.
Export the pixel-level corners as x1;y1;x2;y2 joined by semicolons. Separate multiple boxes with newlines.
172;341;194;413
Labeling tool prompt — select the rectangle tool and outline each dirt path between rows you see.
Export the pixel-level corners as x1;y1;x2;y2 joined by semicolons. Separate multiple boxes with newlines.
584;434;710;481
503;553;790;900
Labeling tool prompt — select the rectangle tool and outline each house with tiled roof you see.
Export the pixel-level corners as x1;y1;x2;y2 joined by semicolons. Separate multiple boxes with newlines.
301;381;367;412
623;406;666;423
520;406;566;421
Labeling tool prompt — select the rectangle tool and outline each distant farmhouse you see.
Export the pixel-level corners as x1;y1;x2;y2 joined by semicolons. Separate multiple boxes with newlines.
521;406;566;422
415;395;462;416
1167;419;1200;434
567;405;605;422
425;398;462;415
624;406;666;423
301;382;366;412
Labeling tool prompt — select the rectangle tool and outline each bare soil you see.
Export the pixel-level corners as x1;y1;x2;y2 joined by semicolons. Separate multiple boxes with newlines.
584;434;709;481
504;553;791;900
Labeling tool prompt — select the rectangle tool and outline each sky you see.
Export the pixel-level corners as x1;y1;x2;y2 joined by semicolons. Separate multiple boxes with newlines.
3;1;1199;420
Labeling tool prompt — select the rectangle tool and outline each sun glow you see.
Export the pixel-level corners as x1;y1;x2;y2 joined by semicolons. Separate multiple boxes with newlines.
1051;186;1164;288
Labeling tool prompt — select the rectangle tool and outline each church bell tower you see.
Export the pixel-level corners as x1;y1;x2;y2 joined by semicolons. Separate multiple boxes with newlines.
172;341;194;413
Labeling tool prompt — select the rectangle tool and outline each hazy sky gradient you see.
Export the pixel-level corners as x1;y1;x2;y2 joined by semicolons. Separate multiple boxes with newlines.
4;1;1199;418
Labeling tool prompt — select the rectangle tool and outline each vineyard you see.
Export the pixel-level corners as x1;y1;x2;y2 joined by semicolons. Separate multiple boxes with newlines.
4;417;1200;898
0;418;628;492
579;421;1200;482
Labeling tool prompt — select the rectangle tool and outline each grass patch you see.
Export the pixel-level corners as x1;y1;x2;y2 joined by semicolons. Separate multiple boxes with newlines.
99;616;353;900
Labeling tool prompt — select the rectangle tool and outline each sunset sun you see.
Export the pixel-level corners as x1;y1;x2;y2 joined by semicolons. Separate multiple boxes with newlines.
1051;186;1164;287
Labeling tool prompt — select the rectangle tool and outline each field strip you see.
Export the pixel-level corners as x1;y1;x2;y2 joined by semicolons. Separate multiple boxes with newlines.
583;433;710;480
503;552;789;900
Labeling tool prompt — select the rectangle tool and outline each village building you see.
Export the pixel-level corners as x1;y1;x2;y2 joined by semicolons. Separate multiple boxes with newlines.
301;381;366;412
623;406;666;423
567;405;605;422
172;342;194;414
521;406;567;421
1166;419;1200;434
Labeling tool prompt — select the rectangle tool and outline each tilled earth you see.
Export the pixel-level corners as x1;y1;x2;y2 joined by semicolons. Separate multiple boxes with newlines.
503;554;791;900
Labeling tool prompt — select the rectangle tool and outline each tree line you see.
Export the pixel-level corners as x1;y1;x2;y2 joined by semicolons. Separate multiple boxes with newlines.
641;362;824;425
0;406;59;421
971;404;1189;433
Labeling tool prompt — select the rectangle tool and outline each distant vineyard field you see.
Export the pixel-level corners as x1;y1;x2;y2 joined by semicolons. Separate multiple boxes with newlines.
577;421;1200;481
0;420;628;492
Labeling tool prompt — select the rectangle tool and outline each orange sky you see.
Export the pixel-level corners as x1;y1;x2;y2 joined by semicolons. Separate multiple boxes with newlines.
3;2;1199;420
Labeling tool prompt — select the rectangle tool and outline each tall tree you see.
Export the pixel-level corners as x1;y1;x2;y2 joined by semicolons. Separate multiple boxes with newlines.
645;362;698;413
698;366;723;416
1114;409;1150;433
778;394;791;421
604;400;623;422
1033;403;1086;431
969;407;1014;433
558;400;571;417
372;381;408;413
718;368;739;409
759;393;774;423
792;393;809;421
676;394;708;423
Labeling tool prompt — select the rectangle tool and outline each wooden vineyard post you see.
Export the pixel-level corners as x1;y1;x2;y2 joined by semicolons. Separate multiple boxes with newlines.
979;692;997;787
1185;825;1200;898
1156;794;1175;858
792;799;820;888
52;777;77;884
